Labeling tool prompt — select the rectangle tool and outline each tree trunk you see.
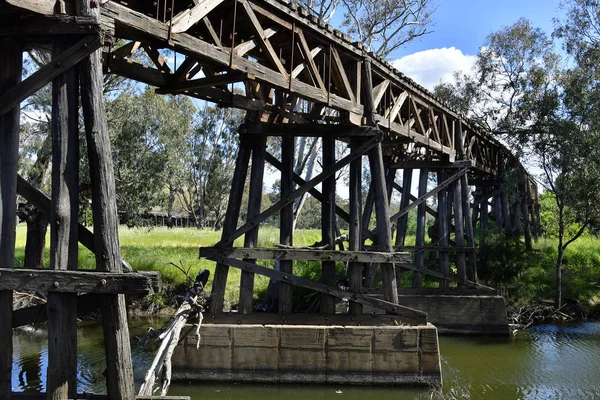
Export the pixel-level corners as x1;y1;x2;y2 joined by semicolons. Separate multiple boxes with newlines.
556;237;563;309
167;186;175;229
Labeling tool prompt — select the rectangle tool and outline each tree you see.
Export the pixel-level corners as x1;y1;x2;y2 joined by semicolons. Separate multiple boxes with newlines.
341;0;437;58
178;104;244;229
435;16;600;307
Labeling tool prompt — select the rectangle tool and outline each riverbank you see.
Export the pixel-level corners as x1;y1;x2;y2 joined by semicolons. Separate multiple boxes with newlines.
13;225;600;318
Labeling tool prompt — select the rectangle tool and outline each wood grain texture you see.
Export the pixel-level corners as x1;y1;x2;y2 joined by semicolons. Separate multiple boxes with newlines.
0;39;22;400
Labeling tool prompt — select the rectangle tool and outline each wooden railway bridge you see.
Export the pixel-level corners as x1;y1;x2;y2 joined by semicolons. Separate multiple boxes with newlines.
0;0;540;396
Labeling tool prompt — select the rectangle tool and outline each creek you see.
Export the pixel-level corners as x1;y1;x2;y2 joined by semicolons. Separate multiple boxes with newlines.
11;319;600;399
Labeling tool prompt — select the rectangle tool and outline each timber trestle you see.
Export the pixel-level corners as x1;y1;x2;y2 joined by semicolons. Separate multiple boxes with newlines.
1;0;540;395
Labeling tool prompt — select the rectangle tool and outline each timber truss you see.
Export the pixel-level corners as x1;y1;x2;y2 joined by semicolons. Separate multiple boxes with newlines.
1;0;540;349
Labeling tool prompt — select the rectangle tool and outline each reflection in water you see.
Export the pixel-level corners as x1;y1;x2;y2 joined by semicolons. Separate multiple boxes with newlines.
12;320;600;399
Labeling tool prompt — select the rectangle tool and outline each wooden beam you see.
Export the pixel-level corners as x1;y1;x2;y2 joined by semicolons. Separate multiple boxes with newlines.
0;34;100;117
104;55;168;87
240;122;379;137
294;30;326;93
349;138;363;315
110;41;141;59
78;1;135;396
234;27;278;57
200;247;411;263
0;269;157;294
372;80;390;109
207;255;427;323
142;44;171;73
157;72;255;94
388;160;473;170
12;272;160;328
238;136;266;314
240;0;288;78
0;15;99;36
279;135;294;313
330;47;355;103
0;39;22;400
215;136;379;247
47;35;80;399
170;0;224;33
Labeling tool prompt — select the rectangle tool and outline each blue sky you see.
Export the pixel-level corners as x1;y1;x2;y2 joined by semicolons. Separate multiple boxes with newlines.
385;0;564;89
395;0;563;58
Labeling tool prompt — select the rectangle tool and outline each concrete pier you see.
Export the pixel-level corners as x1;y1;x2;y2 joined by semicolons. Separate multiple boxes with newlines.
172;323;441;386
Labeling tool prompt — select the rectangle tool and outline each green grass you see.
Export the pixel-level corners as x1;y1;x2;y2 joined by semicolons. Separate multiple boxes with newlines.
14;224;325;309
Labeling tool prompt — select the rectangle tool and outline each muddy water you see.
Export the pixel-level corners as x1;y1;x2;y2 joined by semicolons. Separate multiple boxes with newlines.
12;320;600;399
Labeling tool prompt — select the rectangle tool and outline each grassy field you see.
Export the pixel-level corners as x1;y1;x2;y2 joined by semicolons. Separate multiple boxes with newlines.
14;224;326;309
14;224;600;308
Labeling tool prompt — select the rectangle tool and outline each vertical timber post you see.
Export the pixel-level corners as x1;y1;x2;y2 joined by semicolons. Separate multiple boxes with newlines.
209;137;251;313
480;187;488;247
396;169;412;246
0;39;22;400
46;37;79;400
361;183;376;288
77;2;135;396
454;122;466;287
461;174;476;283
437;170;449;289
279;135;294;313
413;169;428;288
368;143;399;304
239;136;267;314
321;136;336;314
348;138;363;315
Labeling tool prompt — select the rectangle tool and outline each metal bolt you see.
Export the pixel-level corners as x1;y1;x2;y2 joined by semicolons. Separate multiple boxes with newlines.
52;281;59;288
100;279;107;286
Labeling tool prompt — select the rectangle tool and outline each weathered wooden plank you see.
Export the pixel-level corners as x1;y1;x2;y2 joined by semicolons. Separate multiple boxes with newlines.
295;29;326;93
170;0;224;33
279;135;294;314
240;0;288;78
234;27;278;57
348;138;363;315
0;269;157;294
321;136;336;314
0;15;99;36
330;47;356;103
158;72;255;94
437;171;450;288
0;39;22;400
0;34;100;117
241;122;378;137
46;35;80;399
368;143;398;304
208;137;252;313
200;248;411;263
12;272;160;328
372;79;390;109
215;136;379;247
461;174;477;283
388;160;473;170
413;169;428;288
239;136;266;314
207;255;427;323
78;2;135;396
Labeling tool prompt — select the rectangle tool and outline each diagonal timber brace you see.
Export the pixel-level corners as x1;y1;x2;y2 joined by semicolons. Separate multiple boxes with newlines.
264;152;378;242
206;254;428;323
216;135;381;246
390;167;469;223
0;34;101;116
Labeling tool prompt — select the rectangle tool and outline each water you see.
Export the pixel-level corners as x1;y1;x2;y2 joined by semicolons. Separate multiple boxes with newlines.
12;320;600;399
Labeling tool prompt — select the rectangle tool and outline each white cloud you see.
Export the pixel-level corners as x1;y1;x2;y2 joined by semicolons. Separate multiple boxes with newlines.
391;47;476;91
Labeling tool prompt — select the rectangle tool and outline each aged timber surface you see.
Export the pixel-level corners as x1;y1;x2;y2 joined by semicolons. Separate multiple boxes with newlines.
0;268;156;294
200;247;411;263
